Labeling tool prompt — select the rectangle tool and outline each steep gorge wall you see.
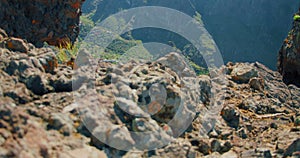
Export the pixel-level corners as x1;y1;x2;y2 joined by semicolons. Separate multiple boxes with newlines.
278;8;300;87
82;0;300;69
0;0;85;47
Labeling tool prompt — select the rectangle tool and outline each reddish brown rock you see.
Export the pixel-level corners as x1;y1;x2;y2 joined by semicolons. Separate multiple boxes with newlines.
278;9;300;87
0;0;85;48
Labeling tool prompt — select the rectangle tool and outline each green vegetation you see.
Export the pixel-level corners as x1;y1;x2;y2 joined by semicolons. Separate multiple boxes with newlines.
294;14;300;21
56;42;80;63
76;11;210;74
79;15;95;41
193;11;204;25
189;61;209;75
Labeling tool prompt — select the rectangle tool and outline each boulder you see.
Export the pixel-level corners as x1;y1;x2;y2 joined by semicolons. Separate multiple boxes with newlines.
0;0;85;47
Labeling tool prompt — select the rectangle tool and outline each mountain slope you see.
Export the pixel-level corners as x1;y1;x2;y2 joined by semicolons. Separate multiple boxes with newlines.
81;0;300;69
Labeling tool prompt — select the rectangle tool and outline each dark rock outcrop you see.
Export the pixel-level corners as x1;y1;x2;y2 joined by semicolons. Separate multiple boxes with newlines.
0;0;85;47
278;8;300;87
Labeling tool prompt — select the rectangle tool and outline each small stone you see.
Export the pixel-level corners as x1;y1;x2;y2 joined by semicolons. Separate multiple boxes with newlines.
237;128;248;139
220;130;233;140
220;141;232;153
221;106;240;129
221;150;238;158
283;139;300;157
48;113;74;136
208;130;219;138
270;122;278;129
211;139;221;152
5;38;29;53
249;77;265;91
255;148;272;158
198;139;211;155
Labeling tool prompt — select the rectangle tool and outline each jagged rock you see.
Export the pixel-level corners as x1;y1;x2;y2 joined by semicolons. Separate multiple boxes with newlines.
211;139;221;152
221;105;240;129
197;139;211;155
131;118;173;150
24;73;51;95
48;113;74;136
157;52;196;78
92;125;135;151
288;84;300;107
220;150;238;158
249;77;265;92
241;148;272;158
154;138;194;158
3;83;32;104
50;66;73;92
283;138;300;157
5;38;29;53
230;63;258;83
36;48;58;74
278;9;300;87
115;97;150;118
0;0;85;47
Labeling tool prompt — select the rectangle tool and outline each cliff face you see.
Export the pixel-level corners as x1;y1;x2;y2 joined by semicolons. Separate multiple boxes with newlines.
0;0;85;47
82;0;299;69
278;9;300;87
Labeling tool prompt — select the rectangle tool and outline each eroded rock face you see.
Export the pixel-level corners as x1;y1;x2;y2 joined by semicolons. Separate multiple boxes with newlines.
0;0;85;47
278;9;300;87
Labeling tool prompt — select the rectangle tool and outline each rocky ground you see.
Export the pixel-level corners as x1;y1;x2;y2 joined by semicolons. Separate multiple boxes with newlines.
0;29;300;158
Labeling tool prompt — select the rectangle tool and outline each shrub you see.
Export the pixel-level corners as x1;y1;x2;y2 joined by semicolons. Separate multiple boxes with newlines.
56;41;79;63
293;14;300;21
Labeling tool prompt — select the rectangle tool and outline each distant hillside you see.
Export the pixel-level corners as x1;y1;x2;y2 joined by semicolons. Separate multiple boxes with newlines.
81;0;300;69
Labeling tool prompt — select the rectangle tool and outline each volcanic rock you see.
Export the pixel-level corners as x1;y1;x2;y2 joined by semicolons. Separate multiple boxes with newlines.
278;9;300;87
0;0;85;47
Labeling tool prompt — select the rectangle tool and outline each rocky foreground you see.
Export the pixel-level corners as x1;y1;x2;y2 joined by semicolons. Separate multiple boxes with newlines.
0;31;300;158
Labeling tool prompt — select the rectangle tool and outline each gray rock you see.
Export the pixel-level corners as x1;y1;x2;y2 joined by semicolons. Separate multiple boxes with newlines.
231;63;258;83
249;77;265;92
211;139;221;152
48;113;74;136
157;52;196;78
220;141;232;153
221;105;240;128
92;124;135;151
283;139;300;157
115;97;150;118
198;139;211;155
25;73;50;95
221;150;238;158
131;118;173;150
5;38;29;53
241;148;272;158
